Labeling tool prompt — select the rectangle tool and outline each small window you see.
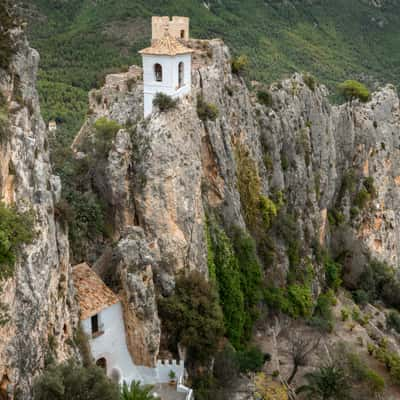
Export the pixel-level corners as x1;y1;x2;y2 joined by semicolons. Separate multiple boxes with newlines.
180;30;185;39
178;62;184;88
91;314;99;334
154;63;163;82
96;358;107;371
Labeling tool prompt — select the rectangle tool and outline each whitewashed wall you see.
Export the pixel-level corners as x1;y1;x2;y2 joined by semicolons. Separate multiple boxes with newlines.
82;303;142;384
142;53;192;117
81;303;187;387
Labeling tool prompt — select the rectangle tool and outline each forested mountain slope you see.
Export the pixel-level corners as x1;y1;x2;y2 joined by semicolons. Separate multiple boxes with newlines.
20;0;400;141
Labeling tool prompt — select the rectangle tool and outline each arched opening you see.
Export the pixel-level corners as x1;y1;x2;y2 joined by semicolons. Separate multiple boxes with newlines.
110;368;121;384
96;358;107;371
154;63;163;82
180;30;185;39
178;62;184;88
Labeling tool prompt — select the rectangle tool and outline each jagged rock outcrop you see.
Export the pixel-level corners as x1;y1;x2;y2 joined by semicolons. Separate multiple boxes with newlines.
116;226;161;366
76;37;400;367
0;27;77;397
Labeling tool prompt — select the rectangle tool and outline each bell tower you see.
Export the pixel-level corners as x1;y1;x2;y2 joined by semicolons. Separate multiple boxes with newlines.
139;17;193;117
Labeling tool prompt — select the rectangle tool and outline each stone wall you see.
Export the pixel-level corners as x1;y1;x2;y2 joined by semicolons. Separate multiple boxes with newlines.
152;16;189;40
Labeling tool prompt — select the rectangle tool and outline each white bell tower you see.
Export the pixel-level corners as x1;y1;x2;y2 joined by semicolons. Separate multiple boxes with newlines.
139;17;193;117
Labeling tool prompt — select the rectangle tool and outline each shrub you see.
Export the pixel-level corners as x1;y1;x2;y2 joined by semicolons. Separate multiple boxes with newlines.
0;202;34;280
236;346;265;373
287;285;314;318
264;284;313;319
259;195;278;229
197;95;219;122
68;191;106;257
257;90;272;107
93;117;122;155
33;360;119;400
328;208;345;227
354;188;371;209
213;345;239;387
153;92;178;112
121;381;154;400
158;271;225;363
372;345;400;385
341;308;350;321
231;55;249;75
338;80;371;103
346;351;385;395
192;373;225;400
324;256;342;291
387;310;400;333
357;259;400;308
297;365;349;400
352;289;369;306
303;74;317;91
273;211;301;269
365;369;385;394
281;155;289;171
310;291;335;332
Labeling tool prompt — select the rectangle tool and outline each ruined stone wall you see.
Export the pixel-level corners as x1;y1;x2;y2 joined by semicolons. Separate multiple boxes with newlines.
152;16;189;40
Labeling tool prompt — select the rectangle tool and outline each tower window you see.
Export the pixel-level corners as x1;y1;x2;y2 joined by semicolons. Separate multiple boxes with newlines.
180;30;185;39
91;314;99;334
178;62;184;88
154;63;163;82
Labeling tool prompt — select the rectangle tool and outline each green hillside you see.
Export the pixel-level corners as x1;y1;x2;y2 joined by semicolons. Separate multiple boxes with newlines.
21;0;400;140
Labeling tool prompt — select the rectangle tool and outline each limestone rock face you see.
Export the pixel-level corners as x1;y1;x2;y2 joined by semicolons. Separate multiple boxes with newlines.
116;227;161;366
78;38;400;364
0;30;77;397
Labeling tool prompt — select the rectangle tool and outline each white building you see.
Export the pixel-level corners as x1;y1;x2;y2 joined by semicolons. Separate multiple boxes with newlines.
139;18;193;118
72;263;193;399
48;120;57;132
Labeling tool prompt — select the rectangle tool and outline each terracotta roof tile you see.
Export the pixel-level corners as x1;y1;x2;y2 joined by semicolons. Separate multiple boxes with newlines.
72;263;120;321
139;35;193;56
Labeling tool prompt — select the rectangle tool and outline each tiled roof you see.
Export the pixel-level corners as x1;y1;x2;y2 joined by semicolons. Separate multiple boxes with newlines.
139;35;193;56
72;263;120;321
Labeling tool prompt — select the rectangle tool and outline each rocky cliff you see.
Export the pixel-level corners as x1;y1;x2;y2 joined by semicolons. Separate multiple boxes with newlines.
0;20;77;398
74;36;400;372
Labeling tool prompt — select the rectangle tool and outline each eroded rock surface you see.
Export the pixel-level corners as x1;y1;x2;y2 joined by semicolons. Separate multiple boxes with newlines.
0;28;77;397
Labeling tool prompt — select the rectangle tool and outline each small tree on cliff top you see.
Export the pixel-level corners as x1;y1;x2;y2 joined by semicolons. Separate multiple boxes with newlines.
338;80;371;103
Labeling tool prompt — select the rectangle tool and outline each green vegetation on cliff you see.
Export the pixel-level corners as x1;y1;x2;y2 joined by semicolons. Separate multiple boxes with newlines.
207;220;262;348
0;202;33;280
